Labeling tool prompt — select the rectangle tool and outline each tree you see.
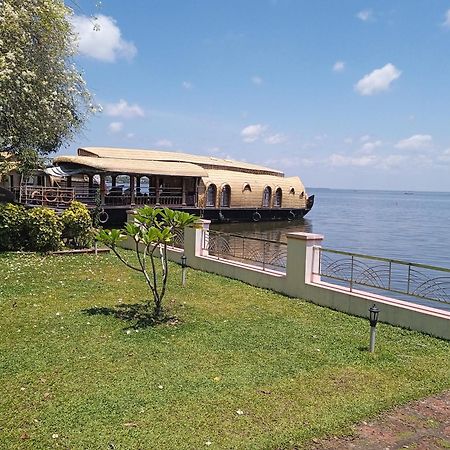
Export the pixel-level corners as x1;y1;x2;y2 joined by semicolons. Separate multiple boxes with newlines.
96;207;197;321
0;0;97;175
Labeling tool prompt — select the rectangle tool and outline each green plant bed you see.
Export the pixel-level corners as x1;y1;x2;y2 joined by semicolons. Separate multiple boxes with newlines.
0;253;449;450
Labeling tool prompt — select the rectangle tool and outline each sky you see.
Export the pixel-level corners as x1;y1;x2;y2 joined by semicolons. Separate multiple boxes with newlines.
67;0;450;191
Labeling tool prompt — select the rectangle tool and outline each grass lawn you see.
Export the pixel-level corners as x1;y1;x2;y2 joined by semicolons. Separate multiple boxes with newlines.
0;252;449;450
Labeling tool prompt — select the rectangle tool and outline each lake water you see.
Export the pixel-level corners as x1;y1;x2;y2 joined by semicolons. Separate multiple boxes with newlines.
213;188;450;269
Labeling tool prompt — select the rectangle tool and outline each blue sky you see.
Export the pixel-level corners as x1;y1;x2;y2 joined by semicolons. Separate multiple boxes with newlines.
68;1;450;191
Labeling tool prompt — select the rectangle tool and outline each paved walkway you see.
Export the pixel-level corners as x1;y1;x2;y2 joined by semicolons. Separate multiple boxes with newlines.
309;391;450;450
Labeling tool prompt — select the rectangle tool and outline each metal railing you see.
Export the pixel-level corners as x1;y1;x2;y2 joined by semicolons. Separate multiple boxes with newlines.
202;230;287;272
169;228;184;249
313;246;450;306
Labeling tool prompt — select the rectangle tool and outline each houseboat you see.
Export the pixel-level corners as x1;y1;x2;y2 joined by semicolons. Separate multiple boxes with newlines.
9;147;314;225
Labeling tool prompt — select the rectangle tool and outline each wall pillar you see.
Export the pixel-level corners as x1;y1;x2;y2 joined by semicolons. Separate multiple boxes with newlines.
285;232;324;297
184;219;211;262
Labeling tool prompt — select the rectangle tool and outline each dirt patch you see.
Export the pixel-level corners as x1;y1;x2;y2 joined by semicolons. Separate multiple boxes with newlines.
308;391;450;450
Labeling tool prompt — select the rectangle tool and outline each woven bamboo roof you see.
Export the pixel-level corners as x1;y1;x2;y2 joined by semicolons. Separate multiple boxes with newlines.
54;156;207;177
77;147;283;176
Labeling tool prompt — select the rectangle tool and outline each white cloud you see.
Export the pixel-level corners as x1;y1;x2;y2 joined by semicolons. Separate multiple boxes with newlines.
360;134;371;142
333;61;345;72
155;139;173;148
70;14;137;62
443;9;450;27
344;137;353;145
182;81;193;90
355;63;401;96
438;149;450;163
264;133;287;145
126;132;135;139
251;75;263;86
329;153;377;167
356;9;373;22
108;121;123;133
378;154;407;170
395;134;433;150
241;124;266;143
360;140;382;153
104;99;145;118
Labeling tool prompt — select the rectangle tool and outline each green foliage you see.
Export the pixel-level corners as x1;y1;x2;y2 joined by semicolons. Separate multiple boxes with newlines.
61;201;94;248
0;0;98;172
97;207;197;319
0;203;27;250
26;207;63;252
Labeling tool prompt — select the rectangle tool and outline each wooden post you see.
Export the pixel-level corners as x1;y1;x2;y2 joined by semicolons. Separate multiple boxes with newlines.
67;176;72;188
111;175;117;188
99;174;106;205
88;175;94;189
156;176;160;205
130;175;135;206
182;178;186;206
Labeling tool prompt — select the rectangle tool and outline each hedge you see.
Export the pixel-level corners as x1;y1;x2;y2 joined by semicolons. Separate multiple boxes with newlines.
0;201;93;252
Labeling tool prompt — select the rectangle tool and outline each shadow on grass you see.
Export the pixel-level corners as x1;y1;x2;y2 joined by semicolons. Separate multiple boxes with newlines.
82;303;180;329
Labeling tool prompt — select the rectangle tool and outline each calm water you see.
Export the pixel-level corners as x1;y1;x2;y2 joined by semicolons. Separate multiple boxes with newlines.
213;188;450;269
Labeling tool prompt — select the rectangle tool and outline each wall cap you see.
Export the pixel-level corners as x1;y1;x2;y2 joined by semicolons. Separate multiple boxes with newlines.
286;232;324;241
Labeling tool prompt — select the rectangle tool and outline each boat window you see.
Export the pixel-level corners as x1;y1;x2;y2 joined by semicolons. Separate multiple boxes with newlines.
242;183;252;193
274;188;282;207
206;184;217;207
220;184;231;207
290;187;295;195
262;186;272;207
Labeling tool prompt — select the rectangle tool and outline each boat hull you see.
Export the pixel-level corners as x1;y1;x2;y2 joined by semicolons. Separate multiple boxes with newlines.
103;198;314;227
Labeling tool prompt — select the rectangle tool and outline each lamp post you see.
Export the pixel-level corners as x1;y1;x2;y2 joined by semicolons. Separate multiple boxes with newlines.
368;304;380;353
181;254;187;287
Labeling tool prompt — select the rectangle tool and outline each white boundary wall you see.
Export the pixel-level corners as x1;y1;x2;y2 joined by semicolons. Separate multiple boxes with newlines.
121;217;450;340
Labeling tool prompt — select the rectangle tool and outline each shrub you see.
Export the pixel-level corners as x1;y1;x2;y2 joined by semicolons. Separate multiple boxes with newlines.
26;207;62;252
61;201;93;248
0;203;27;251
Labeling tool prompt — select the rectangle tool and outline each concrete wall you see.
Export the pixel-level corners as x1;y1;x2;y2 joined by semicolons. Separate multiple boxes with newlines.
120;218;450;340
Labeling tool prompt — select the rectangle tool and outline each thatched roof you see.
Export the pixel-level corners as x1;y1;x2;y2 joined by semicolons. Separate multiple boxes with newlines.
76;147;283;176
54;155;207;177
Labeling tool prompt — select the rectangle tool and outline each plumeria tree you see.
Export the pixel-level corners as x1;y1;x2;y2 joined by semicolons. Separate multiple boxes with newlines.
96;207;197;320
0;0;97;176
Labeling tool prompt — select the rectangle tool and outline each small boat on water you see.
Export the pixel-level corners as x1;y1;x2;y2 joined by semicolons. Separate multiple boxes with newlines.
5;147;314;226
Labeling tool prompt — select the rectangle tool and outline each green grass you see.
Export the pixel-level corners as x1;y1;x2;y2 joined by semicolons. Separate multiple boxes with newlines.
0;252;449;450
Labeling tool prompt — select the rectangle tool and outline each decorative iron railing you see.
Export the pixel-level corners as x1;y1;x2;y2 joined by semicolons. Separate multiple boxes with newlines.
313;247;450;306
202;230;287;272
169;228;184;249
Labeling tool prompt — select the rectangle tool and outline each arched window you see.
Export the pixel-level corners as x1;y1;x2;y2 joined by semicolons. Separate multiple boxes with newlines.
206;184;217;207
274;188;282;207
300;191;305;199
262;186;272;207
289;187;295;195
242;183;252;193
220;184;231;207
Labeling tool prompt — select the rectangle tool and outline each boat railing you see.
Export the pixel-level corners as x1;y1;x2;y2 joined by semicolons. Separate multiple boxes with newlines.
313;246;450;306
201;229;287;272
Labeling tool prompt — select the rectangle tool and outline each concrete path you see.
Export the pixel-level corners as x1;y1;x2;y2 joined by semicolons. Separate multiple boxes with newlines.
309;391;450;450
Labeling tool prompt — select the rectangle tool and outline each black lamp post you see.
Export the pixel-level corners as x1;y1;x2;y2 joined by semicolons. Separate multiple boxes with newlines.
181;254;187;286
368;304;380;352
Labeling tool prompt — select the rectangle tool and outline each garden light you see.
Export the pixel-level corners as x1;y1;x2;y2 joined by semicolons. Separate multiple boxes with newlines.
368;304;380;353
181;254;187;286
